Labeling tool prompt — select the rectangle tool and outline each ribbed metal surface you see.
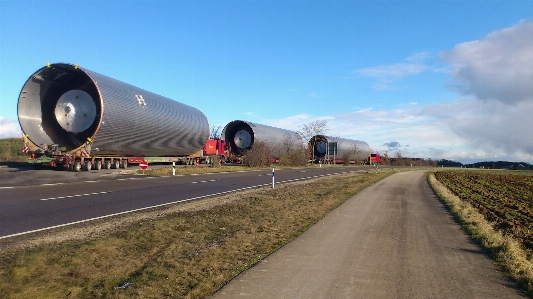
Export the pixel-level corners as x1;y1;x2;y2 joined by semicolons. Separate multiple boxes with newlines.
311;135;370;161
18;63;209;156
222;120;300;156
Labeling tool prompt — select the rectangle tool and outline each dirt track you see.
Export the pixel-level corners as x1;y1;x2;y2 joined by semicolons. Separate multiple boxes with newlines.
212;170;525;298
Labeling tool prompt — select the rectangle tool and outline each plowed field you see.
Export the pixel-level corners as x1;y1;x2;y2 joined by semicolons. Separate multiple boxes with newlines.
434;170;533;252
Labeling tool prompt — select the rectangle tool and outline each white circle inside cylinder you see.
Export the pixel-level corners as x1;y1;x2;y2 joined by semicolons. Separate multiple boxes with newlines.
234;129;252;149
54;90;96;133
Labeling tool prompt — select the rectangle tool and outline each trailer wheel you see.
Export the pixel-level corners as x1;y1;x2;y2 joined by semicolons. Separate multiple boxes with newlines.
113;160;120;169
104;160;111;169
73;161;82;172
121;159;128;169
84;160;92;171
94;160;102;170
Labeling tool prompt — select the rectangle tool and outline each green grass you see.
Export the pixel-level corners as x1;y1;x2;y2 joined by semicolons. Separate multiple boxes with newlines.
0;169;396;299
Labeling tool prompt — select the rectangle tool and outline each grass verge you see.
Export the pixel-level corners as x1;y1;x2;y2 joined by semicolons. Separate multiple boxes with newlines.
0;169;395;299
428;172;533;297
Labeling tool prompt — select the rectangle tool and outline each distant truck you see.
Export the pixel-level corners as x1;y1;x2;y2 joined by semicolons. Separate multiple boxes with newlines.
367;153;382;165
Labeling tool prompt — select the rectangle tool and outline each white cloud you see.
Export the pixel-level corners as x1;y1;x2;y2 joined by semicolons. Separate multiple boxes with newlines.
353;52;435;90
355;63;428;79
0;116;22;139
434;101;533;155
440;20;533;104
434;20;533;160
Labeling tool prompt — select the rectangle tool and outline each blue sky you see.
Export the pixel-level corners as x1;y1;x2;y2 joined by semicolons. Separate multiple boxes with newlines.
1;0;532;163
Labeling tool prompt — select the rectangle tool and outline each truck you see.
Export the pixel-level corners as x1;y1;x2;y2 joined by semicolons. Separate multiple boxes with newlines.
367;153;382;165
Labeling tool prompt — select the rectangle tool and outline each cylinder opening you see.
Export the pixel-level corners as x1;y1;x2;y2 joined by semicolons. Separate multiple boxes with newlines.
18;64;101;151
309;135;328;158
223;121;255;155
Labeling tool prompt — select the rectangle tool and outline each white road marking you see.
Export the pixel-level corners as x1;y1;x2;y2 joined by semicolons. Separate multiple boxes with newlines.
40;191;112;201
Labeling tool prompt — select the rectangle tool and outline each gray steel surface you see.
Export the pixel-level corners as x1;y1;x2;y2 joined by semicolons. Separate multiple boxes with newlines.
222;120;300;155
311;135;370;161
18;63;209;156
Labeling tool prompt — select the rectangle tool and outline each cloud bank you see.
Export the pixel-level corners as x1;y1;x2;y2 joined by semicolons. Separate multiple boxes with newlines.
435;20;533;159
0;117;21;139
440;21;533;105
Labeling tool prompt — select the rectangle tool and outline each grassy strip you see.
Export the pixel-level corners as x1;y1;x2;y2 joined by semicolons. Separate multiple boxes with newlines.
129;164;352;176
0;169;395;298
428;172;533;297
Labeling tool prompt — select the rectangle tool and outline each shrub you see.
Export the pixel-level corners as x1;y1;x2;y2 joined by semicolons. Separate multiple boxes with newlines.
0;138;26;162
242;141;272;167
341;152;351;166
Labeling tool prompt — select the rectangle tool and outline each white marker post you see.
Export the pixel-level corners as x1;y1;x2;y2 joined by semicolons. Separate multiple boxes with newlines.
272;168;275;188
173;162;176;176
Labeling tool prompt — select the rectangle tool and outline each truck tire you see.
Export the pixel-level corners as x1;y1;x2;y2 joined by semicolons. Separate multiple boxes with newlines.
121;159;128;169
73;161;82;172
94;160;102;170
113;160;120;169
84;160;91;171
104;160;111;169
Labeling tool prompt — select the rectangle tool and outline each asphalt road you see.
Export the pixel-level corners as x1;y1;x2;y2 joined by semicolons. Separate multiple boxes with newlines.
212;170;526;299
0;165;380;238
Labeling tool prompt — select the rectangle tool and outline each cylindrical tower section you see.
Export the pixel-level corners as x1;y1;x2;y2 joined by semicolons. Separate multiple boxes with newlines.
17;63;209;156
222;120;300;156
309;135;370;162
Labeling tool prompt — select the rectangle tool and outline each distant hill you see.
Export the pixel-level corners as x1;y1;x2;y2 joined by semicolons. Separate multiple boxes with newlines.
435;159;532;170
462;161;533;170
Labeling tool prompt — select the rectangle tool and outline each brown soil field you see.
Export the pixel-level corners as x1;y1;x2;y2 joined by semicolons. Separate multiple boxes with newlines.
434;170;533;253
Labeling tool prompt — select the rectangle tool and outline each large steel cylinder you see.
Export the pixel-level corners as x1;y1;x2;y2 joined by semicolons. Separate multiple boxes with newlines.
222;120;300;156
311;135;370;162
17;63;209;156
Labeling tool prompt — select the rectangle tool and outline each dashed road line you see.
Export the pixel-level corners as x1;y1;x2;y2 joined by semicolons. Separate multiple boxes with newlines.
40;191;111;201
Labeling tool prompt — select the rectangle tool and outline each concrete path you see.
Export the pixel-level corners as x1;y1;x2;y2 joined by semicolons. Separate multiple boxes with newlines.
212;170;525;298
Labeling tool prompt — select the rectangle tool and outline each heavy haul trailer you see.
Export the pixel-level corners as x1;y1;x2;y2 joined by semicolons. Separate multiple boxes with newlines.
18;63;210;171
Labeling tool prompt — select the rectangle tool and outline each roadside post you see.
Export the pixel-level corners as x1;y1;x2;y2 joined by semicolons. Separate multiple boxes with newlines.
272;168;275;188
173;162;176;176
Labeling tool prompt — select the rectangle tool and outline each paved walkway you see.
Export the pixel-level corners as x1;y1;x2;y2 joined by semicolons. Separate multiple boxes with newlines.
212;170;525;298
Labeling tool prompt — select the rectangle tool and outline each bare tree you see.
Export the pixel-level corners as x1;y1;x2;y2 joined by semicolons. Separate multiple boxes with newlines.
381;151;391;165
350;143;361;165
209;125;223;139
242;141;272;167
395;151;404;166
297;120;328;163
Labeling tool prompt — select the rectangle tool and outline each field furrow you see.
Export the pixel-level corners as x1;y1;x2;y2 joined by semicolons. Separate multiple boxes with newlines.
434;170;533;251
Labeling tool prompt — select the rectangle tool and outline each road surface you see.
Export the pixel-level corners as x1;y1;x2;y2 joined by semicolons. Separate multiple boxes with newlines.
0;165;382;238
212;170;525;299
